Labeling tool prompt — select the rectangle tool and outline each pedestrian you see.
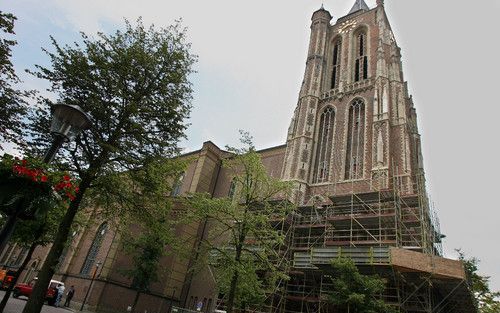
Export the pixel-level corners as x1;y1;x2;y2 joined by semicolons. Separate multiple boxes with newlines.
55;283;65;307
64;285;75;307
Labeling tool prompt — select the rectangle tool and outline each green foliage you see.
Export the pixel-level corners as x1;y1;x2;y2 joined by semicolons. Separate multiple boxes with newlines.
11;200;83;249
24;18;196;173
0;12;16;79
0;11;27;148
20;18;195;313
214;256;267;306
20;15;195;263
187;132;294;312
457;250;500;313
114;159;186;293
90;158;186;221
0;155;52;219
327;257;397;313
0;154;74;219
0;153;83;247
122;226;168;293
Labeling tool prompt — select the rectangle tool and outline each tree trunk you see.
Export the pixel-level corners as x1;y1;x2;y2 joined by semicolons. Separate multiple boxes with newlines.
226;210;249;313
22;178;91;313
226;240;244;313
0;207;21;255
0;241;38;313
132;290;141;313
226;270;239;313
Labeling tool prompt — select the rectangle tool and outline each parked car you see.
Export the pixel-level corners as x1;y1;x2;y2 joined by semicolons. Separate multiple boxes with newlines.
12;279;64;306
0;269;16;290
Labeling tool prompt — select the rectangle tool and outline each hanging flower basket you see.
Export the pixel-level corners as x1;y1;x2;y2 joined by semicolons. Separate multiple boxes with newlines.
0;155;79;220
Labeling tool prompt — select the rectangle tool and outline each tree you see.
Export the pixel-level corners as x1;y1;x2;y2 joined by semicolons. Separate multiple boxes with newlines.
457;250;500;313
122;224;172;313
187;133;293;313
0;200;80;313
21;19;196;313
0;155;81;313
0;11;27;149
326;257;397;313
98;159;185;313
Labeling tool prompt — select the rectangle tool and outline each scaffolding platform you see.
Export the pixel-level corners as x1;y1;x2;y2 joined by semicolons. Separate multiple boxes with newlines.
269;171;476;313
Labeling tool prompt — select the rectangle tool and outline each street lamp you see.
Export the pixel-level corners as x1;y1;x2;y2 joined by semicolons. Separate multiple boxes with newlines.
44;104;92;163
0;104;91;255
80;261;102;311
168;287;177;313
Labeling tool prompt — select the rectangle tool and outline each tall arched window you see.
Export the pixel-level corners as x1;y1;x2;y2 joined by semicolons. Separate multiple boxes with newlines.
56;229;79;272
354;30;368;82
24;260;39;283
345;99;365;180
331;39;342;89
0;244;15;265
80;222;108;276
171;172;185;196
228;178;237;199
314;107;335;183
13;247;29;266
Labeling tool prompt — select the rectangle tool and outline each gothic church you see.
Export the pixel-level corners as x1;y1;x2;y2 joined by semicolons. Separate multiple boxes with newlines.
0;1;476;313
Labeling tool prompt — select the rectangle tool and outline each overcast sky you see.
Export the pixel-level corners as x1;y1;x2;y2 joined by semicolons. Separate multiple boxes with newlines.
3;0;499;290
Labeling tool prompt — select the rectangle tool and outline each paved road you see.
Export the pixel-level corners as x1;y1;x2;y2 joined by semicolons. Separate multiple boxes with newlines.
0;290;76;313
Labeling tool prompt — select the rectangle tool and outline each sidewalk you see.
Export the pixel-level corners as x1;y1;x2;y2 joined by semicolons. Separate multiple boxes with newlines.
0;290;78;313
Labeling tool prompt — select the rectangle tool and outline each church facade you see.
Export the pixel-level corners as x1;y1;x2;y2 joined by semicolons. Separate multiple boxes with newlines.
0;1;476;313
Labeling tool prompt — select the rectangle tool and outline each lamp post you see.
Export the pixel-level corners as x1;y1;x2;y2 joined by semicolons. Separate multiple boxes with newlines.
80;261;101;311
0;104;91;254
168;287;177;313
43;104;92;163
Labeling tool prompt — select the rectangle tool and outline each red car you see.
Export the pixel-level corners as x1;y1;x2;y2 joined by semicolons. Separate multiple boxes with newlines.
12;279;64;306
0;270;16;290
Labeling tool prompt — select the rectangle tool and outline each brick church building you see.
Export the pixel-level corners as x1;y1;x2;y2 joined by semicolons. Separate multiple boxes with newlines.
0;1;477;312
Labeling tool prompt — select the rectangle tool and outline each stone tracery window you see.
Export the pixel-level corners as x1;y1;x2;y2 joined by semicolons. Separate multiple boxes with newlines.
331;39;342;89
80;222;108;276
354;30;368;82
171;172;185;196
314;107;335;183
56;229;79;272
228;178;237;199
0;244;15;264
13;247;28;266
345;99;365;180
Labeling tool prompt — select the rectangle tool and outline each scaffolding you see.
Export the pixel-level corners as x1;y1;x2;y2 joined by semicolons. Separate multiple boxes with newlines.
272;171;474;313
213;171;473;313
291;170;440;254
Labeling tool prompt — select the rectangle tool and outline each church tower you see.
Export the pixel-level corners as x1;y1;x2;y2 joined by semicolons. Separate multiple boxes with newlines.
281;0;422;205
278;2;475;313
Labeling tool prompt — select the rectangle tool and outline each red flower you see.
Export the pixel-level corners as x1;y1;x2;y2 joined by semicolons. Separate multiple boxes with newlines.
66;192;75;201
9;160;80;202
54;182;64;191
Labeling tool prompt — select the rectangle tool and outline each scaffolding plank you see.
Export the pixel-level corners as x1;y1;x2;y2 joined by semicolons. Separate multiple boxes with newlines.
389;247;465;280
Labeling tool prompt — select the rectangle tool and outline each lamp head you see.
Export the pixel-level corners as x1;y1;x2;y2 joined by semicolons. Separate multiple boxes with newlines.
49;104;92;141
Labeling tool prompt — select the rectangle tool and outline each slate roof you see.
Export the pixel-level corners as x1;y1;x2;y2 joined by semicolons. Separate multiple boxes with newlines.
348;0;370;14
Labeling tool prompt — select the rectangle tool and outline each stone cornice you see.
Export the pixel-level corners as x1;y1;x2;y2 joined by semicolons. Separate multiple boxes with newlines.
320;78;374;101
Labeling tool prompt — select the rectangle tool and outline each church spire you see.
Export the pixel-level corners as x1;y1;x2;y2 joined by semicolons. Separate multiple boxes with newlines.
348;0;370;14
